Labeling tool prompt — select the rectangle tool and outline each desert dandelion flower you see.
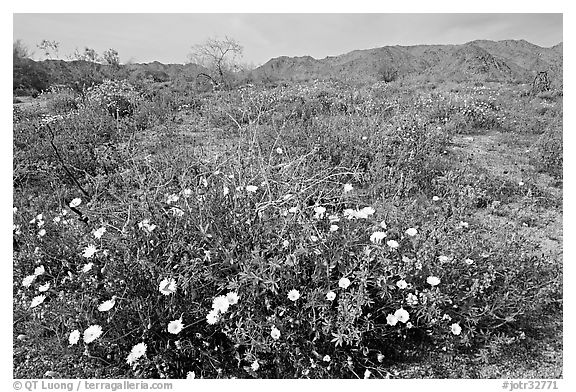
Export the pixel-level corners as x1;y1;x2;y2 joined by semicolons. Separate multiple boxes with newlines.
159;278;177;296
98;297;116;312
451;323;462;335
287;289;300;302
343;183;353;193
38;282;50;292
206;309;219;325
34;265;45;276
83;325;103;344
271;326;281;340
212;295;230;313
226;292;239;305
396;280;407;289
93;227;106;239
338;277;351;289
386;240;399;249
394;308;410;323
168;318;184;335
126;342;147;365
405;228;418;236
245;185;258;193
22;274;36;287
386;314;398;326
82;245;97;258
370;231;386;244
326;290;336;301
69;198;82;208
427;276;441;287
30;295;46;308
68;330;80;346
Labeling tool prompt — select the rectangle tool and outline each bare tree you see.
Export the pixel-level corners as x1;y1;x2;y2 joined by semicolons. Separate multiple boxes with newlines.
188;36;243;89
13;39;31;59
102;49;120;67
70;47;101;63
37;40;60;59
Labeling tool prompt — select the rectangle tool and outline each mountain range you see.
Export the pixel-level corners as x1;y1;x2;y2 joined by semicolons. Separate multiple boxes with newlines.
250;39;563;84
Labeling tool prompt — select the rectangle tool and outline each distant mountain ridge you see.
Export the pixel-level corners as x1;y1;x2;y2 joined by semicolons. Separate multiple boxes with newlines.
251;39;563;84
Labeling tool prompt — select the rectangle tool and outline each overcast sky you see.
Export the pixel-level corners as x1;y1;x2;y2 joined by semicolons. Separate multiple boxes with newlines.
13;14;563;66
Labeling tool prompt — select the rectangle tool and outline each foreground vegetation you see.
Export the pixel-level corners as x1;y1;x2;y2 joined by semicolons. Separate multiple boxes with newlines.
13;76;562;378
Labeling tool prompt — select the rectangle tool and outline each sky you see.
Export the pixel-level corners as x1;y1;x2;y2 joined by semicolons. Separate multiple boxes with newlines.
13;13;563;66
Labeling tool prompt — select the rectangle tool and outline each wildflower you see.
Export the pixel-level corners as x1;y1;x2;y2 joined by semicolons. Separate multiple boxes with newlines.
276;147;283;154
459;221;469;229
394;308;410;323
38;229;46;237
323;355;331;362
245;185;258;193
518;181;524;186
326;291;336;301
82;262;94;273
338;277;351;289
313;206;326;219
98;297;116;312
364;369;372;379
126;342;147;365
406;293;418;306
223;186;230;196
386;240;399;249
343;183;353;193
38;282;50;292
427;276;441;286
287;289;300;302
405;228;418;237
82;325;104;345
438;255;449;263
406;322;413;329
270;326;281;340
212;295;230;313
288;206;299;213
93;227;106;239
183;188;193;197
442;314;452;321
379;221;387;229
310;235;318;242
465;258;475;265
68;330;80;346
206;309;219;325
358;206;375;218
166;194;179;204
432;196;440;202
387;314;398;326
168;318;184;334
451;323;462;335
186;371;195;379
377;353;385;362
251;360;260;372
159;278;177;296
30;295;46;308
226;292;239;305
53;216;61;224
37;220;45;228
138;219;157;234
329;224;339;232
34;265;45;276
170;207;184;217
282;239;289;247
69;198;82;208
328;214;340;223
396;280;407;289
82;245;97;258
370;231;386;244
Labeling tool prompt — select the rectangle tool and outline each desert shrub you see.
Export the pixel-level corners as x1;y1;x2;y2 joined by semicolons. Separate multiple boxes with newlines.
81;80;141;119
531;127;562;180
13;80;562;379
44;87;79;114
